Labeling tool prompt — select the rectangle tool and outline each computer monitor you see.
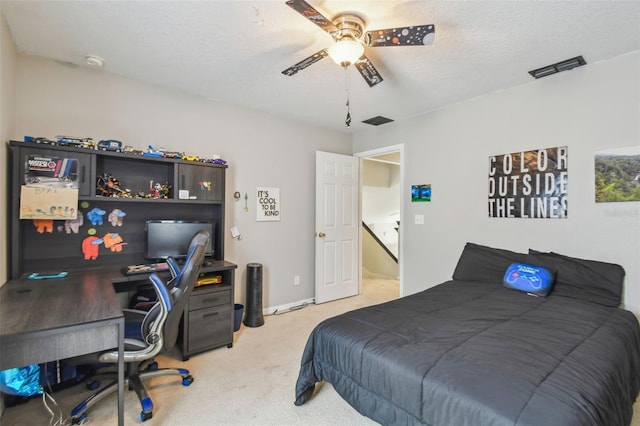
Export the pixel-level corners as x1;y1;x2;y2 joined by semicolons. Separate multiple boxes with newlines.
145;220;213;261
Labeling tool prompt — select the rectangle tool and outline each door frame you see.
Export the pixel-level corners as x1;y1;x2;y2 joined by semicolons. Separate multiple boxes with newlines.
354;144;404;297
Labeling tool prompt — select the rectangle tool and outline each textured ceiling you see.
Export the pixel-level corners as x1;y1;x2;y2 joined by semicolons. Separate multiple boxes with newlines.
2;1;639;133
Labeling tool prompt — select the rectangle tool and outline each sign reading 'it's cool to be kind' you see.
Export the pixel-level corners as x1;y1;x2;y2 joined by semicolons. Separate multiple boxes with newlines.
489;146;568;219
256;187;280;221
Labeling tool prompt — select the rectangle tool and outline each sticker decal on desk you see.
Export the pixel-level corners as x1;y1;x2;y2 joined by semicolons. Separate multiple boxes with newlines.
27;272;68;280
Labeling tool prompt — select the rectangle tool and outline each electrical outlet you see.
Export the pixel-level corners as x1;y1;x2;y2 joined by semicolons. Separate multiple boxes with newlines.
294;275;301;285
414;214;424;225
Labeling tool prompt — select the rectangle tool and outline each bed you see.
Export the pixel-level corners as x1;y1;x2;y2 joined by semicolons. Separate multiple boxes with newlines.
295;243;640;425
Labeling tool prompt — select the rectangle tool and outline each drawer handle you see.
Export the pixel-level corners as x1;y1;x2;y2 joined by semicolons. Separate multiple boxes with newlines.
203;312;219;318
202;298;221;304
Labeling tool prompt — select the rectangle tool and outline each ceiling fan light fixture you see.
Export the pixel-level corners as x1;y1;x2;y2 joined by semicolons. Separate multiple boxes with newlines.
328;39;364;67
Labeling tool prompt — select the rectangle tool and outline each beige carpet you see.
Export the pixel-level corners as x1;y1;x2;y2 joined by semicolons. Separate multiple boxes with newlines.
2;276;639;426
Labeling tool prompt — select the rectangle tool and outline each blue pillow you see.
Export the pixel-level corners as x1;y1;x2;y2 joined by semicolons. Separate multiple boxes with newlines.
503;263;554;297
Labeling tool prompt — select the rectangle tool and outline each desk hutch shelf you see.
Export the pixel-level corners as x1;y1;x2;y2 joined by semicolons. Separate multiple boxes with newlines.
7;140;236;358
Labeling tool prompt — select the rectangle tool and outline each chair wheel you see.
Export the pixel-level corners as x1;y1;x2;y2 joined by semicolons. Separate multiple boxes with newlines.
182;375;194;386
72;413;87;424
86;380;100;390
140;411;153;421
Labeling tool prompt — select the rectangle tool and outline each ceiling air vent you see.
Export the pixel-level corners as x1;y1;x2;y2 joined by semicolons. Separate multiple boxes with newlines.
529;56;586;79
362;116;394;126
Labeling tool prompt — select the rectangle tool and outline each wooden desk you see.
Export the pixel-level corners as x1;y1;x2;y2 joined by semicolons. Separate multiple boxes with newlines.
0;270;125;425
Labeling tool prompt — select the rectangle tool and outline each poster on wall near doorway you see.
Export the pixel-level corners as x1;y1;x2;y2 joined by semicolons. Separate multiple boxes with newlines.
594;145;640;203
411;184;431;202
256;187;280;221
488;146;568;219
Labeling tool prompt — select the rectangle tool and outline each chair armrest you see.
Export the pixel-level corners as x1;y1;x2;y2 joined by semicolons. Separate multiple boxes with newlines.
122;308;147;322
166;257;180;281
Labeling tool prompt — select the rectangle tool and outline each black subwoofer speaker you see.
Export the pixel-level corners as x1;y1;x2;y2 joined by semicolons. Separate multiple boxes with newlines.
244;263;264;327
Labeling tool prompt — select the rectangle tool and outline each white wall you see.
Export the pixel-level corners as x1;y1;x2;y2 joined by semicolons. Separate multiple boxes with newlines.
10;54;352;310
5;38;638;316
0;10;17;417
354;52;640;314
0;11;17;285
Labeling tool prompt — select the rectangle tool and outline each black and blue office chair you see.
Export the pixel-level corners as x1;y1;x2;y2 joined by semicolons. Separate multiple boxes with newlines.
129;230;207;313
165;229;210;286
70;230;210;423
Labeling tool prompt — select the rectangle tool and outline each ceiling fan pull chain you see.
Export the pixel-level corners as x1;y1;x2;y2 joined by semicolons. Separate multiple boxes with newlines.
345;66;352;128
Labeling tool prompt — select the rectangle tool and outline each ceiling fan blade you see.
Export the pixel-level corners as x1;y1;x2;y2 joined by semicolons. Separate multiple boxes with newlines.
354;56;383;87
365;25;435;47
282;49;329;76
286;0;339;34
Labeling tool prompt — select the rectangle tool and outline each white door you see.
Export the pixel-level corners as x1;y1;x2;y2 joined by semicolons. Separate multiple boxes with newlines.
315;151;359;304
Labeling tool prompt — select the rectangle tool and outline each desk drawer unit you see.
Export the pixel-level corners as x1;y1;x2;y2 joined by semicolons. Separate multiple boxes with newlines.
189;289;230;310
187;304;232;353
180;285;233;359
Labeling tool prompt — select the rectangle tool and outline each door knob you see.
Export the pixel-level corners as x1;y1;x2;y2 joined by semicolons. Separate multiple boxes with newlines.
317;232;326;238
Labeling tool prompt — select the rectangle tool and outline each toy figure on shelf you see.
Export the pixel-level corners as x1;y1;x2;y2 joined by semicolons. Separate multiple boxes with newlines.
202;157;227;165
142;145;163;158
148;181;171;199
160;182;171;198
149;182;161;198
96;173;131;198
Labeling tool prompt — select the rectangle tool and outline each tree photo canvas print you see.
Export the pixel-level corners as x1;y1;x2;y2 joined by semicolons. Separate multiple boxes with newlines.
595;146;640;203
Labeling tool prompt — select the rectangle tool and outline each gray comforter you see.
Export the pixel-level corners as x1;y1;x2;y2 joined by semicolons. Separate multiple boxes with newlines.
295;280;640;425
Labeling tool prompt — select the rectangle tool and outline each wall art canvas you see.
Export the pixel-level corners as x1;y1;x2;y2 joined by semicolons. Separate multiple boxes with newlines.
411;184;431;202
488;146;568;218
594;146;640;203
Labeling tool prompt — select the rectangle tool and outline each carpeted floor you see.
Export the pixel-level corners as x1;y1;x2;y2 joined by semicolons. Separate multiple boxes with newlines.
2;276;639;426
1;276;397;425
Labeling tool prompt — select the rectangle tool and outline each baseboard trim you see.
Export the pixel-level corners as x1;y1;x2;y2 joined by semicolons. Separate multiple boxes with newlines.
266;298;315;316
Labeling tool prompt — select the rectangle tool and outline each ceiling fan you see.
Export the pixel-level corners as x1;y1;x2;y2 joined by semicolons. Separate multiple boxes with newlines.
282;0;435;87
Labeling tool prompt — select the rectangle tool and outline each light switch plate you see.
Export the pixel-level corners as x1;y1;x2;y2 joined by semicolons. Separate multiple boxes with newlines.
414;214;424;225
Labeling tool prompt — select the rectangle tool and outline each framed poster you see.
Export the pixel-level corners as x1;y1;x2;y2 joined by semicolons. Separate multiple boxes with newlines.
411;184;431;202
594;146;640;202
256;187;280;221
488;146;568;218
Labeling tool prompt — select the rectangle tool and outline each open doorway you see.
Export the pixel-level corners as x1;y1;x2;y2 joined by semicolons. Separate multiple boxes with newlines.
356;145;403;299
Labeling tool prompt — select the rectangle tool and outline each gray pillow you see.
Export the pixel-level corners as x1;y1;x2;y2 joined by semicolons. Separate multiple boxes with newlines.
452;242;527;282
527;250;624;307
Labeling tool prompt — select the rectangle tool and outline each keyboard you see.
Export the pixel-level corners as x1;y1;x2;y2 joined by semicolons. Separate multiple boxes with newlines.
123;262;169;275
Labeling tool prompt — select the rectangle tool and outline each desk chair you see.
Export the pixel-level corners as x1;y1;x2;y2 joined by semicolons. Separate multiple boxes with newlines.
131;230;208;310
70;230;209;424
165;230;208;286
